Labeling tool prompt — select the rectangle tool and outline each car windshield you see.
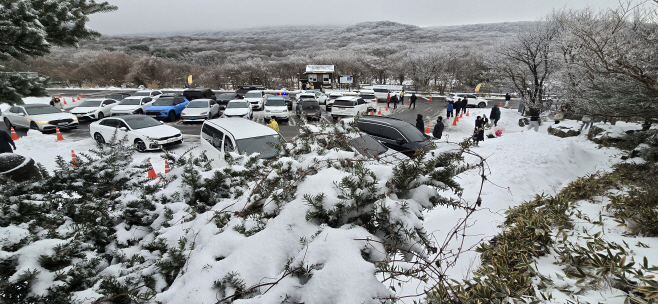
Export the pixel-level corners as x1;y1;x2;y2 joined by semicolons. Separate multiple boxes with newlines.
78;100;103;107
333;100;354;107
236;134;281;159
266;99;286;107
132;91;151;96
124;116;162;130
25;106;61;115
218;93;237;100
360;94;376;99
119;98;142;105
187;101;208;108
227;101;249;108
399;124;428;142
302;101;318;109
349;134;388;157
245;92;261;98
153;98;175;106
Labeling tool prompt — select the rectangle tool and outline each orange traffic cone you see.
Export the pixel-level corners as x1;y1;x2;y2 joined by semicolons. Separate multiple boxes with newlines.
55;127;65;141
385;105;389;112
147;159;157;179
10;127;19;140
80;93;85;98
452;116;458;126
460;111;464;118
499;102;503;107
466;109;470;117
164;160;171;174
429;96;432;102
425;122;430;134
62;98;67;105
71;150;78;168
378;108;382;115
77;95;80;101
58;92;62;98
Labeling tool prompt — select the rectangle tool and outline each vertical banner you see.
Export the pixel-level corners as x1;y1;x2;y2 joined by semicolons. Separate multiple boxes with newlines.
474;83;482;93
188;75;193;86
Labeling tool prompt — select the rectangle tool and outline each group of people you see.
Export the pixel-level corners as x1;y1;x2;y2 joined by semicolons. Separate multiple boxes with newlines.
49;96;64;110
415;114;445;139
446;98;469;118
385;91;419;110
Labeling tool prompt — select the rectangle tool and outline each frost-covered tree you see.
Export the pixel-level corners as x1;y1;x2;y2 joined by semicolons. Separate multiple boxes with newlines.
554;1;658;128
0;0;117;102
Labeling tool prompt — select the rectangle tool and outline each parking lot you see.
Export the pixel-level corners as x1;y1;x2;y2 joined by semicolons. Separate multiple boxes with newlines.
2;89;522;148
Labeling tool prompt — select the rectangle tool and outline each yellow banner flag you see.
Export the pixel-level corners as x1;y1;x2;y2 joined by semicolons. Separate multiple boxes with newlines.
187;75;193;85
474;83;482;92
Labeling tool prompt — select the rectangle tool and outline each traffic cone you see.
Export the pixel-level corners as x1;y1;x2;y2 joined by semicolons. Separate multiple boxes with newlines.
62;98;67;105
164;160;171;174
385;105;389;112
466;109;470;117
429;96;432;102
57;93;62;98
378;108;382;115
55;127;65;141
147;159;157;179
71;150;78;168
77;95;80;101
452;116;458;126
10;127;19;140
425;122;430;134
499;102;503;107
460;111;464;118
80;93;85;98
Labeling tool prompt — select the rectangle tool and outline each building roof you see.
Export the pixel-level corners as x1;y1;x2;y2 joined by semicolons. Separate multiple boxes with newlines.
305;65;334;74
205;118;279;140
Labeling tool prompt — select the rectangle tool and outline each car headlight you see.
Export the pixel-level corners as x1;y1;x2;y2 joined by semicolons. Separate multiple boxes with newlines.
87;110;96;113
283;109;288;112
200;111;208;115
34;120;49;124
72;117;78;121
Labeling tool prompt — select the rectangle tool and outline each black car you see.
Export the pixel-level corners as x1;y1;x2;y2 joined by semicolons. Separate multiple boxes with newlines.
356;116;433;157
183;88;216;101
216;93;242;109
106;93;131;101
236;85;265;97
296;100;321;121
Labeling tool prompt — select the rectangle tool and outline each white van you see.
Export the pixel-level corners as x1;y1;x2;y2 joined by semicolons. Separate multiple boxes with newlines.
330;96;370;120
200;118;284;167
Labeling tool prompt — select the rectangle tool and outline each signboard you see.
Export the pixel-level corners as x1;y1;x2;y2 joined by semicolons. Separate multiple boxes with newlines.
339;76;353;84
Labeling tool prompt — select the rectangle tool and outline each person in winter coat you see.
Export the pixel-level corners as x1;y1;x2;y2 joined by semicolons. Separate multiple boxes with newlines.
49;96;57;106
268;116;279;132
454;99;462;116
490;105;501;126
400;90;405;104
433;116;444;139
482;114;490;129
581;115;592;130
528;108;540;132
415;114;424;133
462;96;469;109
473;116;485;145
409;93;417;109
505;93;511;108
386;93;391;108
52;97;63;110
446;100;454;118
391;94;399;109
0;130;16;153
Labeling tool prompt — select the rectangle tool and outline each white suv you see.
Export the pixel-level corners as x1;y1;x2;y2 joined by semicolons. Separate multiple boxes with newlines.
372;88;390;102
358;89;378;109
301;90;328;105
244;90;266;110
447;93;488;108
131;90;162;100
264;96;290;121
331;96;370;120
326;92;344;111
110;96;155;115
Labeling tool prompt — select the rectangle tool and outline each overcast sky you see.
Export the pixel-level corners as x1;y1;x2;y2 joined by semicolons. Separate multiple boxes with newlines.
87;0;624;35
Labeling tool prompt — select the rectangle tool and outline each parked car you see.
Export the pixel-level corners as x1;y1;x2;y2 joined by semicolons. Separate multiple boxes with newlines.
372;88;391;102
222;100;253;119
331;96;370;120
346;133;406;162
326;92;344;111
264;96;290;121
105;93;131;101
296;99;322;121
181;99;221;122
144;94;190;121
244;90;266;110
3;104;78;132
131;90;163;100
70;98;118;120
301;90;328;105
110;96;154;116
216;92;242;109
236;85;265;97
356;116;434;157
447;93;488;108
90;115;183;152
183;88;216;101
200;117;284;167
358;89;378;109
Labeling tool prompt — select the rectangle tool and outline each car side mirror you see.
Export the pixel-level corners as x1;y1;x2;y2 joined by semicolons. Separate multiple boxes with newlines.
159;121;164;124
119;127;128;131
60;109;66;112
19;112;26;116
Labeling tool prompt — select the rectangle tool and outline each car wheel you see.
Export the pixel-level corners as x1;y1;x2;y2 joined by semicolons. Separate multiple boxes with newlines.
168;111;176;122
135;109;143;115
30;122;39;130
134;139;147;152
478;102;486;108
98;112;104;120
3;118;12;129
94;133;105;145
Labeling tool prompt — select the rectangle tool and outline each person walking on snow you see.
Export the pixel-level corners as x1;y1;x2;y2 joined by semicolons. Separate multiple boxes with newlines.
528;108;540;132
415;114;424;133
454;98;462;116
268;116;279;132
391;94;399;109
433;116;444;139
0;129;16;153
446;100;454;118
504;93;511;108
400;90;405;105
409;93;417;109
473;116;485;146
490;104;501;126
580;115;592;131
386;92;391;108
